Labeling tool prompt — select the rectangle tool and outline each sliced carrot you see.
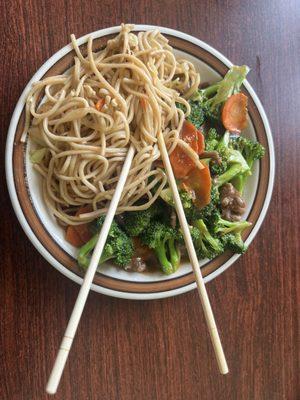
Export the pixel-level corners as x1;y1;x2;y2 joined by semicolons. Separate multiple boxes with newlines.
65;206;93;247
181;121;199;152
74;206;93;244
140;97;147;110
197;130;205;154
66;225;84;247
73;223;92;245
183;163;211;209
170;121;199;179
222;93;248;133
95;98;105;111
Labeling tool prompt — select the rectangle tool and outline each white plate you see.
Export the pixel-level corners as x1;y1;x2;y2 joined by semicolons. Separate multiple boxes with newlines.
5;25;275;300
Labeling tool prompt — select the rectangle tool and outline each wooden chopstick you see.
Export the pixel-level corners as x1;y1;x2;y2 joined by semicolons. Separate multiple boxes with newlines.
157;133;229;375
46;145;135;395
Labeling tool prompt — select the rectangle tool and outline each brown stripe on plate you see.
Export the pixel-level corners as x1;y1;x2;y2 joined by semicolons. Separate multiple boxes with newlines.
12;33;270;294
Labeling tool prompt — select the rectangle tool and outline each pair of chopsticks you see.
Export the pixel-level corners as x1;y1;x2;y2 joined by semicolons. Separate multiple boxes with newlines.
46;137;228;395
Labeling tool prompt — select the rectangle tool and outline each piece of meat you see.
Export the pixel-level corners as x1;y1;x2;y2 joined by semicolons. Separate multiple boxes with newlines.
123;237;155;272
115;213;125;228
170;209;177;228
220;183;246;221
124;257;147;272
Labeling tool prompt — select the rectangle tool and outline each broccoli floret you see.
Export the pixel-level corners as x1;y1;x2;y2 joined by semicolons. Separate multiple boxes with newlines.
178;225;201;246
187;100;207;129
179;191;194;209
210;147;228;176
179;224;222;260
191;65;249;124
78;217;133;269
221;233;248;254
177;101;206;129
191;219;224;260
210;212;251;254
161;185;220;225
199;185;220;220
162;185;219;224
230;136;265;193
189;226;202;243
209;130;229;175
176;65;248;129
214;150;250;187
160;187;193;210
122;202;161;237
205;128;220;151
205;129;230;176
140;222;180;275
231;136;265;168
184;186;220;224
123;210;151;237
213;214;251;236
212;131;250;187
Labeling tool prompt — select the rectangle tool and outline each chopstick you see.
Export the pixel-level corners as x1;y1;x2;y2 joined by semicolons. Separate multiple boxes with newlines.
157;133;229;375
46;144;135;395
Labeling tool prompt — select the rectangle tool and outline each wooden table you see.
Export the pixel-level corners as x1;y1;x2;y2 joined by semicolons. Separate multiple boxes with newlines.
1;1;299;399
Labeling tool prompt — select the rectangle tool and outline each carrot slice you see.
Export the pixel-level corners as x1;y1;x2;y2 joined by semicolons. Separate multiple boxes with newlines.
222;93;248;133
183;163;211;209
181;121;199;152
66;225;84;247
140;98;147;110
65;206;93;247
95;98;105;111
73;223;92;245
197;130;205;154
170;121;199;179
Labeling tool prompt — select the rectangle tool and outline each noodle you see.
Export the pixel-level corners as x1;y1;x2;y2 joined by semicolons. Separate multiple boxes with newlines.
23;24;200;225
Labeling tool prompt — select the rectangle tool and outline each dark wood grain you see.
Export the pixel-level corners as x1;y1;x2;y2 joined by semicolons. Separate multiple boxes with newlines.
0;1;299;399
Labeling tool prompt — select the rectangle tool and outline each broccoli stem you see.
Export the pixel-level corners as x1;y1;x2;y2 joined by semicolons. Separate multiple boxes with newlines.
78;233;114;269
231;155;255;193
77;234;98;268
215;163;246;188
216;220;251;235
154;241;174;275
168;238;180;272
202;83;219;98
194;219;221;252
231;174;247;193
217;130;230;150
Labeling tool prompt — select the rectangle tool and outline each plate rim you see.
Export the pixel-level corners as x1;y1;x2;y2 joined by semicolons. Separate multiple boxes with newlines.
5;24;275;300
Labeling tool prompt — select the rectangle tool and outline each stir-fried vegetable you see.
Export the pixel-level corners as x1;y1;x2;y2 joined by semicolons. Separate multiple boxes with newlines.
140;221;181;274
95;98;105;111
122;202;162;237
78;217;133;269
211;211;252;254
222;93;248;133
170;120;203;179
191;219;224;259
230;136;265;193
190;65;249;125
182;162;211;209
211;131;250;187
66;207;93;247
65;64;265;275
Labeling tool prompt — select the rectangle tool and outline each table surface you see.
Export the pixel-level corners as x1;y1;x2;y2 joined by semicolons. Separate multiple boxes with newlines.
1;1;299;399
